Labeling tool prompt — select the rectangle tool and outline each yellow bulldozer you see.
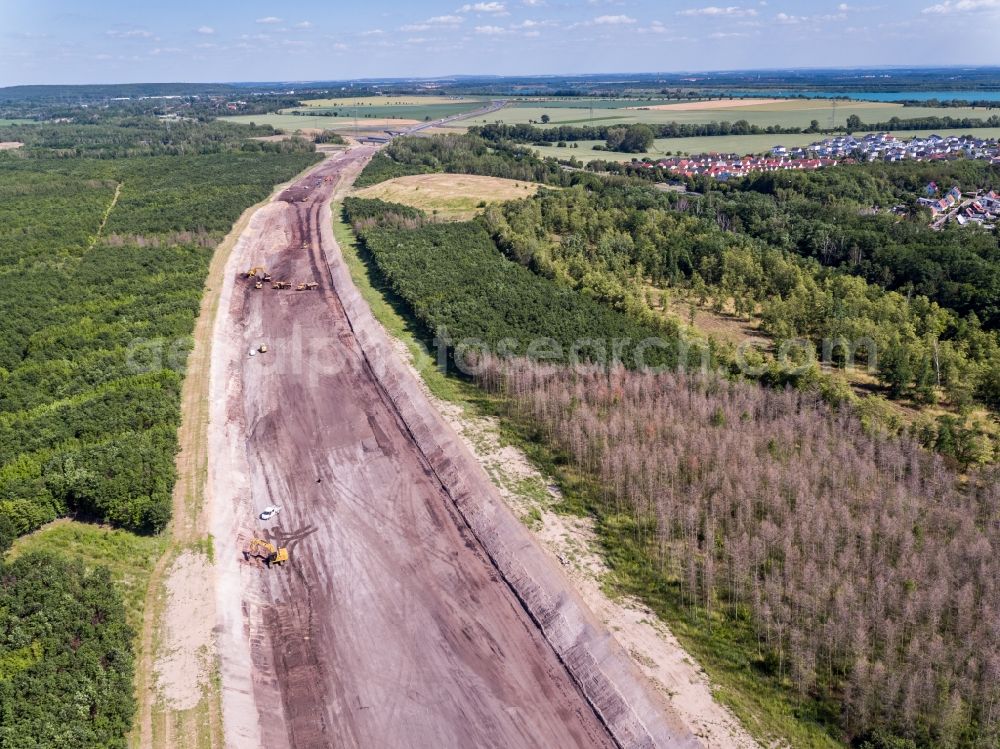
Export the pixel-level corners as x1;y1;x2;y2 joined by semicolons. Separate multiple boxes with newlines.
245;538;288;566
246;268;272;283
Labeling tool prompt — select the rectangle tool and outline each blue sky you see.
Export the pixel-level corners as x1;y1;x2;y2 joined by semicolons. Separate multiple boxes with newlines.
1;0;999;86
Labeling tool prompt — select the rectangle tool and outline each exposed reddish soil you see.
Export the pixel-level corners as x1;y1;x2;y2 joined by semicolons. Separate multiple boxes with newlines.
210;147;698;748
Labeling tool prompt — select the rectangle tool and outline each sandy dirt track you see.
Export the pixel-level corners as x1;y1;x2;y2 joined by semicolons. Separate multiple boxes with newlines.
209;147;699;748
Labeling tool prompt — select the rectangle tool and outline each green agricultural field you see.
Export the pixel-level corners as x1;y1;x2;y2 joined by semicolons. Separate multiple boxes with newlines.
220;113;361;132
287;101;483;121
532;127;1000;160
468;98;999;131
221;105;481;131
0;119;34;126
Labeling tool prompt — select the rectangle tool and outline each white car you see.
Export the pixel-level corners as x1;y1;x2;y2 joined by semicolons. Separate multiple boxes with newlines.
259;506;282;521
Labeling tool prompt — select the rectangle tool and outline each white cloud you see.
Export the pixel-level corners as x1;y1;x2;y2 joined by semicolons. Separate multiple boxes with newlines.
294;21;313;28
360;29;385;36
678;5;757;16
640;20;669;33
255;16;283;24
106;28;154;38
922;0;1000;11
474;24;507;33
708;30;749;37
512;18;552;28
523;0;546;4
403;15;463;30
593;14;636;24
458;2;507;13
775;12;806;22
196;26;215;35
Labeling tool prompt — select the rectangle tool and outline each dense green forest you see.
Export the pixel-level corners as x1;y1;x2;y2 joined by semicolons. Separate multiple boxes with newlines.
355;134;576;188
0;117;313;159
0;117;319;744
591;161;1000;331
714;162;1000;328
0;552;134;747
344;197;684;370
0;147;318;537
485;182;999;463
366;136;999;463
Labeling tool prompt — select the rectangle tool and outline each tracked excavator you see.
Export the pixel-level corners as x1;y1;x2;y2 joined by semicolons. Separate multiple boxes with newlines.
245;538;288;566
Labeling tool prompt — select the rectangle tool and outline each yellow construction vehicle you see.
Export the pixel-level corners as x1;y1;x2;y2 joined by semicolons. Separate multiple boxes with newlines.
245;538;288;566
272;281;292;289
245;266;265;279
254;280;263;290
296;282;319;291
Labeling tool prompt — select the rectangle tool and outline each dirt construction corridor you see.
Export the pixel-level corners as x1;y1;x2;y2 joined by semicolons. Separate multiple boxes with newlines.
208;146;699;749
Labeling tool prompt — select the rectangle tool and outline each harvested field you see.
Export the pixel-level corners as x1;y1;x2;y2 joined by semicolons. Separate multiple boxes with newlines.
353;173;541;219
209;147;694;747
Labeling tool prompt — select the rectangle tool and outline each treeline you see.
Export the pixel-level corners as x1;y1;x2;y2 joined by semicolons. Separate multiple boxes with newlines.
354;134;574;188
861;113;1000;132
353;151;433;188
342;197;682;369
471;113;1000;148
471;120;807;144
901;98;1000;109
483;359;1000;749
313;131;346;145
0;117;315;159
0;552;135;747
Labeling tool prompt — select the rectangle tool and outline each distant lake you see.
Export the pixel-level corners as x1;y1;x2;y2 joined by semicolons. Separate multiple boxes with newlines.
728;90;1000;103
